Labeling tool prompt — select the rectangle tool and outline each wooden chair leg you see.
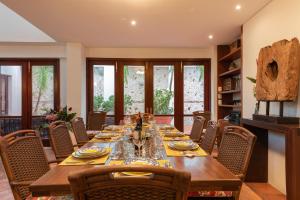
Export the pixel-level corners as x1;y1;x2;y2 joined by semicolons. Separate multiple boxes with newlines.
233;187;241;200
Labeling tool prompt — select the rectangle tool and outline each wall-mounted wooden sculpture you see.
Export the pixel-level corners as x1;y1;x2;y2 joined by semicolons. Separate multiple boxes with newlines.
254;38;300;123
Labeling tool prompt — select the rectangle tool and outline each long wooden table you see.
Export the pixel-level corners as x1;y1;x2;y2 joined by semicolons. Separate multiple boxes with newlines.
30;137;242;197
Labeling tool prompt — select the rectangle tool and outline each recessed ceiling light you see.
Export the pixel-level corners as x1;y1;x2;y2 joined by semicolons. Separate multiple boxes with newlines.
208;35;213;40
235;4;241;10
131;20;137;26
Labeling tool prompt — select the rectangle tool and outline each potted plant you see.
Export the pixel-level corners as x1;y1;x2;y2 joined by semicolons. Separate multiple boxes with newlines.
246;77;259;114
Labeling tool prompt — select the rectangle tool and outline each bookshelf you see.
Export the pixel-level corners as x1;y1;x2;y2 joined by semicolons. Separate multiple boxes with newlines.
217;38;242;122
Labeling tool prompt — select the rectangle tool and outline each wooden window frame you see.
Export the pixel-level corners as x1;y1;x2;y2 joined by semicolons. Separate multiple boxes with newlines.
86;58;210;131
0;58;60;130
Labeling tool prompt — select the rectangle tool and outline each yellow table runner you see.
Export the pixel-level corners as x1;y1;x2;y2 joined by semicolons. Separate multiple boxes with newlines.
89;136;121;143
162;135;190;141
59;148;111;166
163;142;207;157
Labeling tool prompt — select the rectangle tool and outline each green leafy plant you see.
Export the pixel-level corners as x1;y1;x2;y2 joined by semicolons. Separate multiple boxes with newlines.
124;94;133;112
154;89;174;114
124;65;129;84
93;94;133;113
94;95;104;111
246;76;256;83
33;66;52;114
56;106;77;122
196;66;205;82
102;95;115;112
246;76;256;97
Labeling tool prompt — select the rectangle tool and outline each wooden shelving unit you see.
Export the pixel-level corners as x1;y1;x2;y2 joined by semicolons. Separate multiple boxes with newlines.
219;67;241;77
217;37;242;122
219;104;241;108
219;89;241;94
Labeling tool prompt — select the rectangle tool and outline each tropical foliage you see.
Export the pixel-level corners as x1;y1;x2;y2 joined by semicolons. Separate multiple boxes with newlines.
94;94;133;113
196;66;205;82
154;89;174;114
33;66;53;114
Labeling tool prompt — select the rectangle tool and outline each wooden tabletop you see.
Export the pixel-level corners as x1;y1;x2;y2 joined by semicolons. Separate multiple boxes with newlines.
30;141;241;196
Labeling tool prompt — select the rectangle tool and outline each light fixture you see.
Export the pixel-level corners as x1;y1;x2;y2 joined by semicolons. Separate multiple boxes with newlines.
208;35;213;40
235;4;241;10
131;20;137;26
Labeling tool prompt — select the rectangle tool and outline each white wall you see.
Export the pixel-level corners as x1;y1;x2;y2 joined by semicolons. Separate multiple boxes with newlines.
86;47;211;58
0;43;65;58
65;43;86;119
243;0;300;194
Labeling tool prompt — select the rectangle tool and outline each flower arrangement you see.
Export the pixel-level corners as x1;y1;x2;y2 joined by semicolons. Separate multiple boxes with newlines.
45;106;76;124
39;106;76;132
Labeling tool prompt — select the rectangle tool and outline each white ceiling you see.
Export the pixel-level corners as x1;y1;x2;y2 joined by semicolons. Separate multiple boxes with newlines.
0;0;272;48
0;2;55;43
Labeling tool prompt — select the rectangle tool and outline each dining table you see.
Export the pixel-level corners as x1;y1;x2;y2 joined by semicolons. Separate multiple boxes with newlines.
29;123;242;199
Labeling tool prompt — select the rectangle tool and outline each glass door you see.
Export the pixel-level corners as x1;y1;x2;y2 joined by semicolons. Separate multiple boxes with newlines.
0;63;23;134
150;62;177;126
93;63;115;124
183;62;209;132
30;60;59;132
87;59;210;129
87;61;116;125
123;64;145;115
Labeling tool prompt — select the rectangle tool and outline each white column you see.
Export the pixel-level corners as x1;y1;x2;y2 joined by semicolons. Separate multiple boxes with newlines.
65;43;86;120
209;45;218;121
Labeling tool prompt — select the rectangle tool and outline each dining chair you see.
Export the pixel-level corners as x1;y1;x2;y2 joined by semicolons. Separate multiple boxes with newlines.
192;111;211;128
189;126;256;199
216;119;230;149
0;130;50;200
68;165;191;200
71;117;89;146
49;121;75;161
199;121;218;155
87;111;107;130
218;126;256;181
190;116;206;143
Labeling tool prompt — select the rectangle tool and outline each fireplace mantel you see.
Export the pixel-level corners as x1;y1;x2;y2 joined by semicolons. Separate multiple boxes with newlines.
241;118;300;200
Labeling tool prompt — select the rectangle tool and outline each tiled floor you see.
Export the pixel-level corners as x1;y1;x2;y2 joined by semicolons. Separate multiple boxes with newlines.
0;147;286;200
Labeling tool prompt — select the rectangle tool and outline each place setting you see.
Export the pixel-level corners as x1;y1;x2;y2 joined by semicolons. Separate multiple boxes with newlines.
164;140;207;157
59;146;111;166
109;158;172;177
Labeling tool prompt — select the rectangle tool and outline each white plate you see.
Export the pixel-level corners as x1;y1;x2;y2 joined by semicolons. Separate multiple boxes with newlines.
168;141;199;151
72;148;109;159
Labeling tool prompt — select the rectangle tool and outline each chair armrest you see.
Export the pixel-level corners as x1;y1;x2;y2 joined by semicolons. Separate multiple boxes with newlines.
236;174;244;180
10;180;33;186
56;155;70;161
47;160;59;164
77;142;88;147
101;124;108;130
212;154;218;159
